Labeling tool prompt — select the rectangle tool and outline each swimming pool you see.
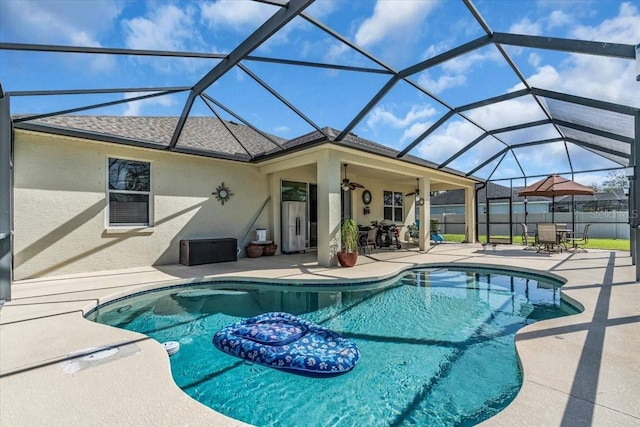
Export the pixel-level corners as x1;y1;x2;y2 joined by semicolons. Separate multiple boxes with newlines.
87;266;580;426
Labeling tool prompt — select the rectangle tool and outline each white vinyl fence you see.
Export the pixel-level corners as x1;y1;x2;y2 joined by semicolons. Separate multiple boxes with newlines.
432;211;631;240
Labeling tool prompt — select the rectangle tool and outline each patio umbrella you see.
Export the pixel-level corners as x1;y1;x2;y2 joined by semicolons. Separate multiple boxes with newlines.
518;174;594;222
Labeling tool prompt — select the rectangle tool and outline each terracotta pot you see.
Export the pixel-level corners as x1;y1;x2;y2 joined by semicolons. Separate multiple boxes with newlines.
263;243;277;256
337;251;358;267
246;244;263;258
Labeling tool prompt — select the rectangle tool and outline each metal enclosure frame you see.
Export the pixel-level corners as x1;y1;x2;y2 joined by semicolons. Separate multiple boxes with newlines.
0;86;12;302
0;0;638;280
485;196;513;245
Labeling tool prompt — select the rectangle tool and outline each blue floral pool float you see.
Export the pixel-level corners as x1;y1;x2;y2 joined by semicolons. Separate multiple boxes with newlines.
212;312;360;376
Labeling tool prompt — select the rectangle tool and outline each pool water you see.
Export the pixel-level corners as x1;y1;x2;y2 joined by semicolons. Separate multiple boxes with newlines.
87;268;580;426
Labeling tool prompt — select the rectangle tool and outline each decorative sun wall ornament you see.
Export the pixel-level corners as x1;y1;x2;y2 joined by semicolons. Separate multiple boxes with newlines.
212;182;233;205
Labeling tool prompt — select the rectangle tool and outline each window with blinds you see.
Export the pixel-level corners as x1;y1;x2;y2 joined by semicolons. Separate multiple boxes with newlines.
108;158;151;226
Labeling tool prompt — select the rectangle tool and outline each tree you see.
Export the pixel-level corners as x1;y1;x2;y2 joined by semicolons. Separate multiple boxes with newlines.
592;171;626;192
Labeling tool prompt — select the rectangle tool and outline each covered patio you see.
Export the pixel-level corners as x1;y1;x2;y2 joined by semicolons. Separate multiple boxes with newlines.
1;244;638;426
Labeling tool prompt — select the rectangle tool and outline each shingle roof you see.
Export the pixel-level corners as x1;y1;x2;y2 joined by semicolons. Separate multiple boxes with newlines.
271;126;454;174
14;115;286;159
15;115;473;179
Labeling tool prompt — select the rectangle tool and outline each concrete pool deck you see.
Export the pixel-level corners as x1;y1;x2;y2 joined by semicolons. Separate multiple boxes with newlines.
1;243;638;426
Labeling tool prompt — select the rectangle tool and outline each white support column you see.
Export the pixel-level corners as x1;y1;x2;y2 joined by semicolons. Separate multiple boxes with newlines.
317;151;341;267
465;186;476;243
419;177;431;251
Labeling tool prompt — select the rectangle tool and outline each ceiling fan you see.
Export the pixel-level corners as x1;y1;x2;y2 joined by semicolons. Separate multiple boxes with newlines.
406;178;419;197
341;164;364;191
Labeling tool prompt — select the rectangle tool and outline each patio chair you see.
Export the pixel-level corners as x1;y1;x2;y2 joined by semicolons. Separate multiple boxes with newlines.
364;226;378;254
566;224;591;252
536;223;558;253
520;222;535;250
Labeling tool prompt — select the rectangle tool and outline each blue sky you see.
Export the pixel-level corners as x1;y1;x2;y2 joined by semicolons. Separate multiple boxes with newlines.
1;0;639;187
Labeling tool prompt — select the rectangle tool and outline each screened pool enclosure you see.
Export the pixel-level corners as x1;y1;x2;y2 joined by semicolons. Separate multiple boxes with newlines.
1;0;639;300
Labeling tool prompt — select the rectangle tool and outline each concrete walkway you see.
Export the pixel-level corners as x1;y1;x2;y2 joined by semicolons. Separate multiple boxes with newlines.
1;243;638;426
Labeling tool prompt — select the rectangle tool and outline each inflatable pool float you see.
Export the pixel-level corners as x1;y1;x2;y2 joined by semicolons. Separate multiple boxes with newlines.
212;312;360;376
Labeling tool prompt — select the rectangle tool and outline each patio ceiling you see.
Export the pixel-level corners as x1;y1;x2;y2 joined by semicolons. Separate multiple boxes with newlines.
1;0;639;184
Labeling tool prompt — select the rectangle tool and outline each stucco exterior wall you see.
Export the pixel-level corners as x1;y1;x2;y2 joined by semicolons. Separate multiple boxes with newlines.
14;131;270;279
267;164;421;245
351;182;419;228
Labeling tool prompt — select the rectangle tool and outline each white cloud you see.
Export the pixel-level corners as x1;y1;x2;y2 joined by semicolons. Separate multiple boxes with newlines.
122;92;176;116
122;4;208;74
400;122;432;144
512;141;569;174
415;41;502;94
547;10;573;28
367;104;437;129
513;3;640;107
123;4;199;51
509;18;542;36
354;0;437;47
512;65;560;90
415;119;484;163
579;171;615;189
569;1;640;43
0;0;122;44
441;48;503;74
273;125;291;135
422;41;453;61
413;98;553;171
490;164;520;180
325;42;350;63
199;0;334;54
364;103;439;147
528;52;542;68
417;73;466;93
200;0;273;31
482;141;572;179
305;0;339;19
467;99;547;130
552;56;637;106
0;0;121;72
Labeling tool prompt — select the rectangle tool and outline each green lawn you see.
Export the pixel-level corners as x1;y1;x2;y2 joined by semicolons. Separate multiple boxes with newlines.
442;234;630;251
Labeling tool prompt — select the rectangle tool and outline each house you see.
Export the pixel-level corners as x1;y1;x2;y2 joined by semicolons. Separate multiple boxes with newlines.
553;190;628;213
431;182;549;215
11;115;477;280
432;183;627;215
1;0;636;292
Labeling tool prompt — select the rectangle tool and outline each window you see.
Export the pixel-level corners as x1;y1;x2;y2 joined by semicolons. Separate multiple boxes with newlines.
107;158;151;226
281;180;307;202
383;190;403;222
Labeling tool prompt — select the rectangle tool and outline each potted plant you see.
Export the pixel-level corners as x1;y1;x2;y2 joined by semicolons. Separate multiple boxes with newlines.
337;218;359;267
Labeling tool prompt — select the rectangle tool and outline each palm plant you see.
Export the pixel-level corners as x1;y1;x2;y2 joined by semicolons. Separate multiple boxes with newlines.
341;218;359;253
